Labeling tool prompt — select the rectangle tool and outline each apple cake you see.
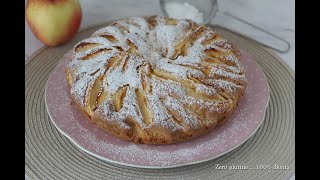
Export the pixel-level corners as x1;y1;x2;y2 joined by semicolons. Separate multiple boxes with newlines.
65;16;247;144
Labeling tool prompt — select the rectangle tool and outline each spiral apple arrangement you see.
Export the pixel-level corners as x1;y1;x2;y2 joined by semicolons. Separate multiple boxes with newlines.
26;0;82;46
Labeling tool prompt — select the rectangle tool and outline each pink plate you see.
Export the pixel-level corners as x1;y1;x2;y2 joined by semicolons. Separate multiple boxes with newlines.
45;50;269;168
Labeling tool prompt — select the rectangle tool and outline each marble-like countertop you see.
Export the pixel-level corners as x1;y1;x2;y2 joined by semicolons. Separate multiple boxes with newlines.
25;0;295;179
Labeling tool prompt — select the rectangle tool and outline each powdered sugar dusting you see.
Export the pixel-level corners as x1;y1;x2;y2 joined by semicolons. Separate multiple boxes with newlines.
162;96;201;129
106;55;143;94
210;67;247;83
66;16;247;140
195;84;219;97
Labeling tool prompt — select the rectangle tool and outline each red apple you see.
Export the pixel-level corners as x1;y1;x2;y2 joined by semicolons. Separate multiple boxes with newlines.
26;0;82;46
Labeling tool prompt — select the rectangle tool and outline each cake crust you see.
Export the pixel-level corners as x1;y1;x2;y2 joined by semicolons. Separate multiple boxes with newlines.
65;16;247;144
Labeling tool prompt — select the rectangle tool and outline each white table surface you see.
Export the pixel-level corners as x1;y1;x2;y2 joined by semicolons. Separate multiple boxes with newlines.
25;0;295;179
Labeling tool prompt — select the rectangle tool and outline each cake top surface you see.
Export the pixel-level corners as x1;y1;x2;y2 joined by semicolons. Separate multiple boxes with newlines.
66;16;247;131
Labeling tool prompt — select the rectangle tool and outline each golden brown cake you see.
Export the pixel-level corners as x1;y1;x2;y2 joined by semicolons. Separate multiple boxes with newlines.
65;16;247;144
